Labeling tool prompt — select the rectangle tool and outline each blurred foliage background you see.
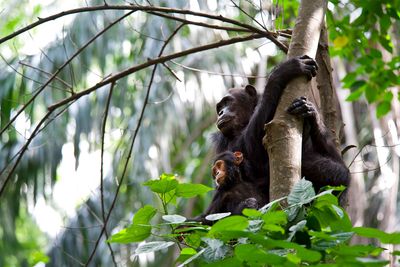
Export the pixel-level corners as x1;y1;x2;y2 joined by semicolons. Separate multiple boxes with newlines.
0;0;399;266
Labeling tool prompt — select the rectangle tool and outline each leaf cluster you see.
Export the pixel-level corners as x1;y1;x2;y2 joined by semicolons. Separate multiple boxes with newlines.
327;0;400;117
109;176;400;266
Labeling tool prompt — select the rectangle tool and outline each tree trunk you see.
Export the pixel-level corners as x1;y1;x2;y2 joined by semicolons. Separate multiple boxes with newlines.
316;23;341;150
264;0;327;201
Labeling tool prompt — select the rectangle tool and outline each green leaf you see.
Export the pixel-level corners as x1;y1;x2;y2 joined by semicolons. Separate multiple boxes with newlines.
205;212;231;221
143;176;178;194
333;36;349;49
346;87;364;101
286;253;301;264
310;203;352;232
376;101;391;118
259;196;286;214
369;48;383;59
248;219;264;233
242;208;262;217
162;214;186;224
387;7;400;19
176;247;197;263
331;244;385;257
287;220;307;241
311;190;338;206
342;72;357;87
311;231;354;250
382;91;393;102
247;236;321;263
134;205;157;224
392;250;400;256
262;211;287;225
288;179;315;206
109;205;157;244
353;227;400;244
350;80;366;90
235;244;285;265
134;241;175;255
184;233;202;248
108;225;151;243
353;257;389;266
202;257;242;267
379;35;393;52
202;238;229;262
175;183;213;198
263;224;285;233
365;85;379;103
177;248;205;267
209;216;248;235
174;226;208;234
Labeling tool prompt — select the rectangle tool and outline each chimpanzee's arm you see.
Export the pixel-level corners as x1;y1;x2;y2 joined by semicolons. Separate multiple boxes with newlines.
232;197;259;215
287;97;343;162
301;149;350;192
243;56;318;156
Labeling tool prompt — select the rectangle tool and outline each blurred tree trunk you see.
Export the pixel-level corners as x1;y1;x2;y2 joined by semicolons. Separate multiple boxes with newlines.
265;0;327;201
335;58;367;234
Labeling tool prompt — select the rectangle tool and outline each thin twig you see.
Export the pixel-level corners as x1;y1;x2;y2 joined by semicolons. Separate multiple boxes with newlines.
0;11;134;137
48;33;266;112
161;62;181;82
170;60;268;78
99;81;117;266
230;0;268;31
0;112;52;197
18;61;73;89
147;11;253;33
0;55;65;91
85;23;186;266
62;25;76;93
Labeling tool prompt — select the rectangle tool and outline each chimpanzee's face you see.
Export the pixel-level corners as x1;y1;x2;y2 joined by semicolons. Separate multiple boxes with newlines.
215;86;258;137
211;151;244;188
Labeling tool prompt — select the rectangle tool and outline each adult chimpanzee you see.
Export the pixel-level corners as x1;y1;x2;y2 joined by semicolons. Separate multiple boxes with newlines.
195;151;264;224
212;55;350;199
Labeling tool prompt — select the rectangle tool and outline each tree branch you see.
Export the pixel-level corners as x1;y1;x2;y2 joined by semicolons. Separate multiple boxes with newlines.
48;33;265;111
99;81;117;267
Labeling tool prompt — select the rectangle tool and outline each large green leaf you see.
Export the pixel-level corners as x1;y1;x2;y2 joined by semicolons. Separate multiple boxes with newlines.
202;238;229;262
109;205;157;244
262;210;287;233
288;179;315;206
143;176;178;194
175;183;213;198
353;227;400;244
235;244;285;265
133;205;157;224
108;225;151;244
209;216;249;235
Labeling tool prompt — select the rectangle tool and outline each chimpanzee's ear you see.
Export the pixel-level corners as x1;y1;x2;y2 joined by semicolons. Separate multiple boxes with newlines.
233;151;243;165
244;85;257;98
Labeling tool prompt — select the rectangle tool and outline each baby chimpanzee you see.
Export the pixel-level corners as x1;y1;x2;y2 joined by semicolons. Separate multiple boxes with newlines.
195;151;265;224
